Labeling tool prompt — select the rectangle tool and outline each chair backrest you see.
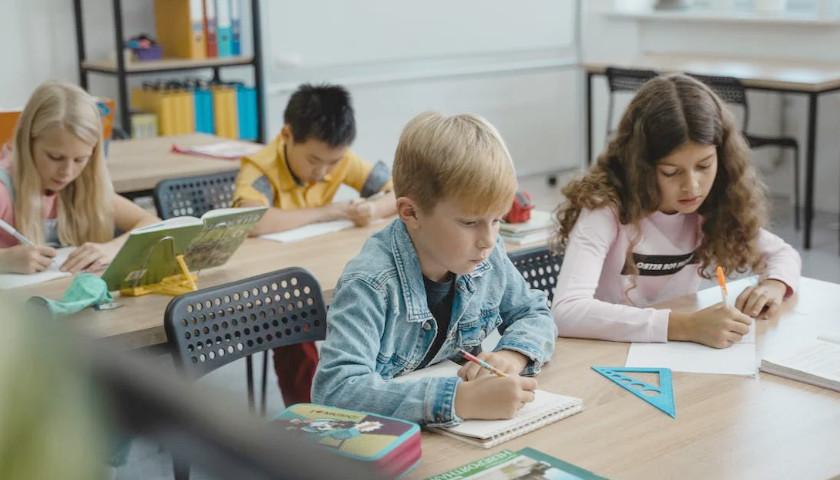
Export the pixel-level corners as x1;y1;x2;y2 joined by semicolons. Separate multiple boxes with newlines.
686;72;749;130
605;67;659;137
606;67;659;93
164;267;328;380
508;246;564;304
154;170;240;219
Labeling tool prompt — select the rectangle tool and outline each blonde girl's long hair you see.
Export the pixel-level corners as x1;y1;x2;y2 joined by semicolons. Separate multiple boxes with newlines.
12;82;114;246
552;73;767;279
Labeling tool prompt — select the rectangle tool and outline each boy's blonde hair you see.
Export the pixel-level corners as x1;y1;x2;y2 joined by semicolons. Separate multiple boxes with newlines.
12;82;114;245
393;112;517;216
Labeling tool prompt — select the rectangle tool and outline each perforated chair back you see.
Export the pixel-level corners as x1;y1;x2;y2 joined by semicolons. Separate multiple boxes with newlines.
686;73;749;130
154;170;239;219
508;246;564;305
605;67;659;137
164;268;327;380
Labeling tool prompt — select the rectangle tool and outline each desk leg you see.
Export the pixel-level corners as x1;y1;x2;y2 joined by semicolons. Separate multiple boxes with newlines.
586;71;594;167
804;93;818;250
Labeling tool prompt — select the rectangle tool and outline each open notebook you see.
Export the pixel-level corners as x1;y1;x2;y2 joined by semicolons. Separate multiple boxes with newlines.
397;360;583;448
760;333;840;392
0;247;74;290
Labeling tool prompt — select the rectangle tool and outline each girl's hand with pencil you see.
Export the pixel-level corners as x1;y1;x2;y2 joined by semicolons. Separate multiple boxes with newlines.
668;304;752;349
735;279;788;319
0;244;57;274
458;350;529;381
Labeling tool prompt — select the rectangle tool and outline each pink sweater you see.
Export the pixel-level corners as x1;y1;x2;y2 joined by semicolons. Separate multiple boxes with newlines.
0;156;58;247
551;207;801;342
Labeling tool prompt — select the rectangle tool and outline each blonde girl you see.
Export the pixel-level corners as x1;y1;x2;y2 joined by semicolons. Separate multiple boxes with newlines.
0;82;158;274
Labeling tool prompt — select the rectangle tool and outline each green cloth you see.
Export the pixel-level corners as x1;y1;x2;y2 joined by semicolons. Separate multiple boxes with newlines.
29;273;113;317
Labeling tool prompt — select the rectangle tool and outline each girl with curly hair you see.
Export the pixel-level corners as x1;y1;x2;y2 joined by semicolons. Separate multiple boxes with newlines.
551;74;800;349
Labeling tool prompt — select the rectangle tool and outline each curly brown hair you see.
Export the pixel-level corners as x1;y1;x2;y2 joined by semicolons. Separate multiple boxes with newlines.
552;73;768;279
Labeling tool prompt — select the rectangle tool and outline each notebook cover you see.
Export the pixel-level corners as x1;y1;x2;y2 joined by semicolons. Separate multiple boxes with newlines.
273;403;421;463
426;448;606;480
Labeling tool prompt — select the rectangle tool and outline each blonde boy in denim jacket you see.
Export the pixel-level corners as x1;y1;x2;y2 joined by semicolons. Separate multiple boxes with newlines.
312;112;556;426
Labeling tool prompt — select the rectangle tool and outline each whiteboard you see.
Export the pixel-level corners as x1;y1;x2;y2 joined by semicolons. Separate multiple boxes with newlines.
265;0;575;68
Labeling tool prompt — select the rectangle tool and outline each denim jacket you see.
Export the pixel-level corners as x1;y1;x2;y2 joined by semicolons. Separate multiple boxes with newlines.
311;219;556;427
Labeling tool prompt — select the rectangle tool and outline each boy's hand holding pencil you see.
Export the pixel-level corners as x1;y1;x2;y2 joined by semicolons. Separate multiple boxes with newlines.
458;349;529;380
454;348;538;421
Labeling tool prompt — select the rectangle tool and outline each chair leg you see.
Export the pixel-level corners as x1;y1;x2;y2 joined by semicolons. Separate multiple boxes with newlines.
245;354;255;413
793;144;801;231
260;350;269;416
173;457;190;480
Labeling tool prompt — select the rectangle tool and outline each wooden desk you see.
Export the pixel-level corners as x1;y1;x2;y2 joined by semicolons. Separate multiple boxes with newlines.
107;134;253;197
22;222;537;350
414;277;840;479
583;53;840;250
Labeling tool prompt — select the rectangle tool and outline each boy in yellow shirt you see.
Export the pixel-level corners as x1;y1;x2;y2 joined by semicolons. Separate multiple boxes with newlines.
233;84;396;405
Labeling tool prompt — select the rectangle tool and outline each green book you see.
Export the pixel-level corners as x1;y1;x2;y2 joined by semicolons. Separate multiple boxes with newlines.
425;448;606;480
101;206;267;291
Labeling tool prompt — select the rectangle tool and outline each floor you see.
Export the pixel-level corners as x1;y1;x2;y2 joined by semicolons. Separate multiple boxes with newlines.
115;171;840;479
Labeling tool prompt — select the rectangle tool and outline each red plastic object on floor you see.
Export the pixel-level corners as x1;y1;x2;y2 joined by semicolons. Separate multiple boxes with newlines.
505;191;534;223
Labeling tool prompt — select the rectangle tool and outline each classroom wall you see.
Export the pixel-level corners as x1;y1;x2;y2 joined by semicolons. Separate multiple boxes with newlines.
582;0;840;215
261;0;583;177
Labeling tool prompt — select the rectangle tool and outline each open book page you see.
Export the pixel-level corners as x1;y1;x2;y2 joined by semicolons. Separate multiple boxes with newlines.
131;216;203;233
760;333;840;391
185;207;267;270
200;206;266;221
259;220;354;243
0;247;75;290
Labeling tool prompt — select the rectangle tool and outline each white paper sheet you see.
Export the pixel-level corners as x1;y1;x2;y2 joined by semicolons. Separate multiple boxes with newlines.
626;320;757;376
259;220;354;243
0;247;74;290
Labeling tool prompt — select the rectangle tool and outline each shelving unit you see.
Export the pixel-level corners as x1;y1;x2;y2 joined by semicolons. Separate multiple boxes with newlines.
72;0;265;142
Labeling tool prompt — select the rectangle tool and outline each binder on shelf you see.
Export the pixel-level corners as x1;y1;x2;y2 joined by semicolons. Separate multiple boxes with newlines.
230;0;242;56
216;0;233;57
132;82;195;136
154;0;207;60
234;83;257;141
202;0;218;57
193;81;215;134
211;83;238;139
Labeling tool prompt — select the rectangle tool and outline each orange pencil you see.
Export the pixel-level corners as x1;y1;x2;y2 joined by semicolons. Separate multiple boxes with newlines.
715;266;728;303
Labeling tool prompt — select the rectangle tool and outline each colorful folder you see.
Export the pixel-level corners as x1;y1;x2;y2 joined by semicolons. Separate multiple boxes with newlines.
211;83;238;139
154;0;207;59
202;0;218;57
215;0;232;57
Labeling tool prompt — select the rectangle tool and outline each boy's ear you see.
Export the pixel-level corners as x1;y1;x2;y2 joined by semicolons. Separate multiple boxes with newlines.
396;197;420;228
280;125;293;143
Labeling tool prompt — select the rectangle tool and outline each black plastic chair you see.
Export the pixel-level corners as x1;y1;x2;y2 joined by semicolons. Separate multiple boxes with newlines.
688;73;801;230
605;67;659;140
153;170;240;219
508;246;564;305
164;267;328;480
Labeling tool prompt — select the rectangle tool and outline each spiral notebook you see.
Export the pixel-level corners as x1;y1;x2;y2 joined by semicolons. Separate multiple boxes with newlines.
397;360;583;448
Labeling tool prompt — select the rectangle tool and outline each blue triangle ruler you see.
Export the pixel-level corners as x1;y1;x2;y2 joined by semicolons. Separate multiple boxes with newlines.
592;366;676;418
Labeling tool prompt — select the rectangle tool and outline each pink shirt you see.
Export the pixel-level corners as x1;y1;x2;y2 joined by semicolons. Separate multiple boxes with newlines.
0;156;58;247
551;207;801;342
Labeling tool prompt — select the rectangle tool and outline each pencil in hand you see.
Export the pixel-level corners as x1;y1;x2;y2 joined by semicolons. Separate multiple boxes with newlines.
715;266;728;303
459;349;508;378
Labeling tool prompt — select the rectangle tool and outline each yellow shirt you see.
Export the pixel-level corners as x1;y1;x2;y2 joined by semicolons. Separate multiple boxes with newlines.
233;135;391;209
